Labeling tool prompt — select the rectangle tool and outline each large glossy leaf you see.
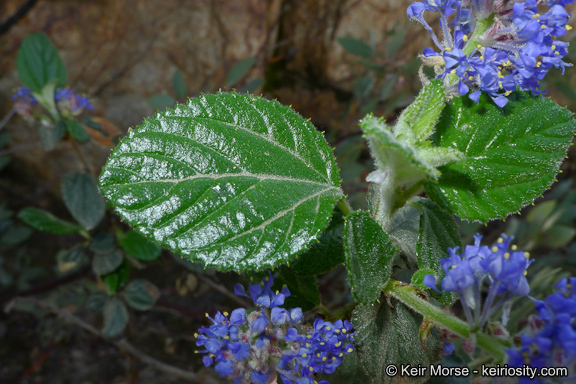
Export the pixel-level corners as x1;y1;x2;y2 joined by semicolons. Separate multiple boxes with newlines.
345;212;397;304
427;92;576;222
353;299;442;384
99;93;342;270
16;33;67;92
61;172;106;230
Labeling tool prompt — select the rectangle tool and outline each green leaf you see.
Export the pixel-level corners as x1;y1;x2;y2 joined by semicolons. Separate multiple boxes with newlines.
61;245;84;263
90;233;117;254
427;92;576;222
238;78;264;94
18;207;82;234
87;292;107;312
289;205;345;276
394;81;445;144
39;119;66;150
123;279;160;310
416;200;460;306
117;229;162;261
337;37;373;58
388;203;420;262
102;260;130;295
102;297;129;337
0;225;32;246
65;119;89;142
148;94;176;111
345;212;397;304
61;172;107;230
276;267;320;311
410;268;436;290
99;93;342;270
16;33;67;92
353;299;442;384
173;69;187;99
227;57;256;87
92;249;123;276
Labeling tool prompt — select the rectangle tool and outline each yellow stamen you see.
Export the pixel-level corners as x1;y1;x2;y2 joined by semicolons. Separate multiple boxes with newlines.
541;25;547;29
512;245;518;250
347;348;353;353
223;312;229;316
524;252;530;259
302;353;307;357
194;333;198;338
504;252;510;259
450;69;456;74
224;336;229;340
469;76;474;81
445;47;452;52
492;246;499;252
497;237;504;243
463;35;468;41
567;25;573;30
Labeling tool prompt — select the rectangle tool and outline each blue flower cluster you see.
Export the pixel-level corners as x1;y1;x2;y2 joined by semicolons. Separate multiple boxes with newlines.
55;88;94;113
424;234;533;330
12;86;93;114
195;273;355;384
407;0;574;107
507;277;576;383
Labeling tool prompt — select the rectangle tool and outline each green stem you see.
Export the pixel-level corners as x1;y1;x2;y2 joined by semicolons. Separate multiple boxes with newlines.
337;198;353;217
384;280;506;362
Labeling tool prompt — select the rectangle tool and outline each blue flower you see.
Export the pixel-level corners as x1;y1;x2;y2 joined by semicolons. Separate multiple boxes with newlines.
424;234;532;329
408;0;573;107
55;88;94;113
12;87;38;105
196;273;355;383
507;277;576;382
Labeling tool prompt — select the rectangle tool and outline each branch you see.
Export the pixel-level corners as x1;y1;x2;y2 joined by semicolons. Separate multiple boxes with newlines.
6;297;219;383
0;0;40;36
0;265;91;305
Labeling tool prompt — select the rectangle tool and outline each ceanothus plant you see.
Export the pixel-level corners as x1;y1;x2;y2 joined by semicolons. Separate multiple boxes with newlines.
97;0;576;383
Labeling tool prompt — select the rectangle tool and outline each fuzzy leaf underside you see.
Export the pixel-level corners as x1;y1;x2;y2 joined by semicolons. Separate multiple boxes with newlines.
99;93;342;270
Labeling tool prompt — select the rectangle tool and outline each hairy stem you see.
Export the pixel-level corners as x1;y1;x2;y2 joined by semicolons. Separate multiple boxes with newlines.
384;280;506;362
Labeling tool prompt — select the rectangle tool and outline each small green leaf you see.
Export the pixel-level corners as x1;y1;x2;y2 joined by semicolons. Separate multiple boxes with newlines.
123;279;160;310
173;69;187;99
353;299;442;384
227;56;256;87
353;76;375;100
61;172;106;230
345;212;397;304
16;33;67;92
102;260;130;295
394;81;445;144
416;199;460;306
65;119;89;142
238;78;264;93
337;37;373;58
102;297;129;337
99;93;342;270
290;205;345;276
90;233;116;254
148;94;176;111
427;92;576;222
0;225;32;246
92;249;123;276
118;229;162;261
61;245;84;263
18;207;82;234
526;200;557;223
87;292;107;312
39;119;66;150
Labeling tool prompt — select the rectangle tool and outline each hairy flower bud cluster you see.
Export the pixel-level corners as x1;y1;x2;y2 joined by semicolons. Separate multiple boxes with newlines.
407;0;574;107
507;277;576;383
195;273;355;384
425;234;533;330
